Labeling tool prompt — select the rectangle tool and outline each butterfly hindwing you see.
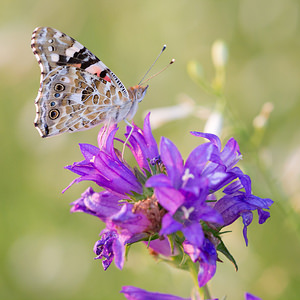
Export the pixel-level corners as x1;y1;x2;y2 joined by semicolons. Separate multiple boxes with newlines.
34;65;133;137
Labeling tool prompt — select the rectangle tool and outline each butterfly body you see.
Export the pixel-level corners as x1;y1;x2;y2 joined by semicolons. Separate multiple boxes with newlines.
31;27;148;137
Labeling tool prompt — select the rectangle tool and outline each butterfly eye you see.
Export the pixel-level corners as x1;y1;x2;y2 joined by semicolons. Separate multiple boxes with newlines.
54;83;65;92
49;109;60;120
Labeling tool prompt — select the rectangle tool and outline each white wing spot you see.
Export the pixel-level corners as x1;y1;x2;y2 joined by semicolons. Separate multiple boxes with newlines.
65;47;77;57
69;93;82;104
53;32;62;39
60;77;71;83
50;53;59;62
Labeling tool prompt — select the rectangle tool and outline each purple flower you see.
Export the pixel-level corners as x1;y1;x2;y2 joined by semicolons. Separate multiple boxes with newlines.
183;238;217;287
146;137;224;252
125;113;160;173
121;286;191;300
245;293;262;300
121;286;261;300
94;230;124;270
64;125;143;197
92;202;152;270
189;132;272;245
65;113;273;288
214;191;273;245
70;187;122;222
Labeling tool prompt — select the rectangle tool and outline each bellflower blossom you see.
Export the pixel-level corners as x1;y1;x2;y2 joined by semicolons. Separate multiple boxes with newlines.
121;286;261;300
65;113;273;293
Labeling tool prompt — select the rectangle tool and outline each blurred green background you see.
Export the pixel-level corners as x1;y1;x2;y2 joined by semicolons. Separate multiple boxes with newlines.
1;0;300;299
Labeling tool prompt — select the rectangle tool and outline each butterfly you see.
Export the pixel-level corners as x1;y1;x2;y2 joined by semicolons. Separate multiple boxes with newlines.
31;27;148;138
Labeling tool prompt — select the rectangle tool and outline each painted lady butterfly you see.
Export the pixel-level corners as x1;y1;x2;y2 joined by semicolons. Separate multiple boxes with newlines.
31;27;148;138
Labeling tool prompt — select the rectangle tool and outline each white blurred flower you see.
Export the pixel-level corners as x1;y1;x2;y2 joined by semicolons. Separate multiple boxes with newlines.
253;102;274;129
144;94;210;130
211;40;228;68
203;109;223;136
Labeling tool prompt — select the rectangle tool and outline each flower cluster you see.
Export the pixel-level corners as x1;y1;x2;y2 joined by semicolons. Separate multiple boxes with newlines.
64;113;272;298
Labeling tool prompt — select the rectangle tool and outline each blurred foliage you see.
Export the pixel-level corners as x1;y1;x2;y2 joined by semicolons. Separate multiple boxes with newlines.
1;0;300;299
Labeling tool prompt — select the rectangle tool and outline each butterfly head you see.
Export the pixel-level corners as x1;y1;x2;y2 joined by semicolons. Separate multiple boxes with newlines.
127;85;149;103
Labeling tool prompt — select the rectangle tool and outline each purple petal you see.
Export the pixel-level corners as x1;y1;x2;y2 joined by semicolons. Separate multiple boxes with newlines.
153;186;185;214
223;179;244;194
70;187;122;221
182;241;201;262
112;204;150;235
112;236;125;269
126;113;159;173
79;143;99;160
64;163;96;177
97;124;118;151
190;131;221;150
257;208;271;224
197;205;224;226
197;239;217;287
197;258;216;288
94;230;119;270
245;292;262;300
214;193;270;226
220;137;241;169
146;174;173;188
93;152;143;195
183;239;217;288
160;213;183;235
182;222;204;248
143;113;159;158
242;211;253;246
160;137;184;189
128;129;151;172
147;238;179;257
121;286;191;300
230;167;252;196
185;143;220;176
247;195;274;209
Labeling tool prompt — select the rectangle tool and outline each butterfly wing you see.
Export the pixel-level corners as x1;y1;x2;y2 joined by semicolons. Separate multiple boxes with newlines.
34;66;133;137
31;27;129;96
31;27;135;137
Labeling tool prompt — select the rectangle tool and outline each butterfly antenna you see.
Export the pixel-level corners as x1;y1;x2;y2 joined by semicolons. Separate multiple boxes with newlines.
138;44;167;85
140;58;175;85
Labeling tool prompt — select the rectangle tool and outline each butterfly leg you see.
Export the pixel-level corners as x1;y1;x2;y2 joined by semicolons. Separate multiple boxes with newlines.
122;119;134;159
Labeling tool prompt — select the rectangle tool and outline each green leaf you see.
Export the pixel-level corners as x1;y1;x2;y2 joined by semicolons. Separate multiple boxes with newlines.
217;239;238;271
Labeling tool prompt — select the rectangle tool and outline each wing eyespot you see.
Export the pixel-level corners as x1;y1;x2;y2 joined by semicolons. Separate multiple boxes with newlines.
49;109;60;120
54;83;65;92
